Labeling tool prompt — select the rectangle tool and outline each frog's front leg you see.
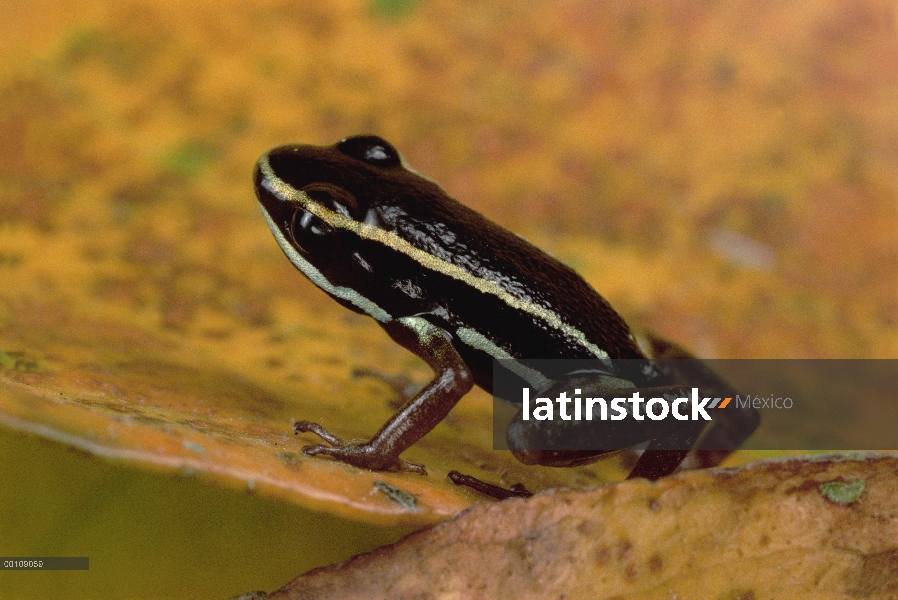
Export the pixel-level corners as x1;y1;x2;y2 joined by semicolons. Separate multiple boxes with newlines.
295;316;473;475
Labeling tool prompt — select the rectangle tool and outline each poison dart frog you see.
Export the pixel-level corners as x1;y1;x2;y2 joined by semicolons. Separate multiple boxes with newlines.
254;135;759;499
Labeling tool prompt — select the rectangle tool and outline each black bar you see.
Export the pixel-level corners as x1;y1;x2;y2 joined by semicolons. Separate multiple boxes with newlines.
1;557;89;570
492;359;898;451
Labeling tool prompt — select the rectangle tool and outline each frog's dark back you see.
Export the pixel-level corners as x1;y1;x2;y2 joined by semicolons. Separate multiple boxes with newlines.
256;139;645;393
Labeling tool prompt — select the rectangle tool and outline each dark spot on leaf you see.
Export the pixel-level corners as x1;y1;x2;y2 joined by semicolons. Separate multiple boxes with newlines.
616;539;632;560
277;451;302;466
845;548;898;597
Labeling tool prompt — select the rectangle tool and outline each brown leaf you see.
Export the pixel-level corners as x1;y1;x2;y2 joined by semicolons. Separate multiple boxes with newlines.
1;0;895;534
0;225;629;526
269;455;898;599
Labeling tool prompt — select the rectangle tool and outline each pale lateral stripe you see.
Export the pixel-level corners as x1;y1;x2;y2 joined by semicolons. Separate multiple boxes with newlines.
259;155;610;359
259;205;392;322
456;327;553;391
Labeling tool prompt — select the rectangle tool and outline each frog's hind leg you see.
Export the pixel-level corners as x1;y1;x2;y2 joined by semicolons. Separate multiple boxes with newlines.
680;402;760;469
639;331;760;471
626;419;706;480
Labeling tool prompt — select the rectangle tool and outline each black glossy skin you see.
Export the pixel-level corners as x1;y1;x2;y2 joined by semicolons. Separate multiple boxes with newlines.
254;135;759;498
256;139;643;392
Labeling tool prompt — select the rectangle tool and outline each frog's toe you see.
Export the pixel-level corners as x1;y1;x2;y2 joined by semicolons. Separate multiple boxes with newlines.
301;443;428;475
395;459;427;476
293;421;345;447
300;443;336;457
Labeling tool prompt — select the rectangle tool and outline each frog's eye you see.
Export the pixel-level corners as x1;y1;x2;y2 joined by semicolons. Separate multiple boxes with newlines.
292;183;361;244
337;135;401;167
292;209;333;240
289;185;360;253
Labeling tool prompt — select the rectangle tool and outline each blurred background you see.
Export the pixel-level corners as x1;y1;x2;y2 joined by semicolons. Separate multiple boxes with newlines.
0;0;895;597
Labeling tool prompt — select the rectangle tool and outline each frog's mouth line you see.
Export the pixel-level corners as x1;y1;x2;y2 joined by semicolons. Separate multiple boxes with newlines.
257;202;393;323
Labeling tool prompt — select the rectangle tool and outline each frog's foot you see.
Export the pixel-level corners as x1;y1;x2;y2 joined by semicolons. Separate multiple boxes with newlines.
293;421;428;475
447;470;533;500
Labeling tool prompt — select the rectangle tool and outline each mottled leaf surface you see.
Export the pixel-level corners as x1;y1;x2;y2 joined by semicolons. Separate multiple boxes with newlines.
0;0;895;531
270;455;898;599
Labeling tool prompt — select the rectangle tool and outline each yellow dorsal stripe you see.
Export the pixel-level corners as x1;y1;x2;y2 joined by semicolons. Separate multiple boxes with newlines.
259;156;610;359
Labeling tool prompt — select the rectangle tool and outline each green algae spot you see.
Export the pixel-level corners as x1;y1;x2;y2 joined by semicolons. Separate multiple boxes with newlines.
183;440;206;455
374;480;417;510
0;348;45;373
369;0;417;20
163;140;219;179
819;480;865;505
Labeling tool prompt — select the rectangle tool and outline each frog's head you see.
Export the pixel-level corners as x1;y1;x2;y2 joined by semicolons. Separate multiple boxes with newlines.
253;135;455;320
255;135;400;253
259;139;400;264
